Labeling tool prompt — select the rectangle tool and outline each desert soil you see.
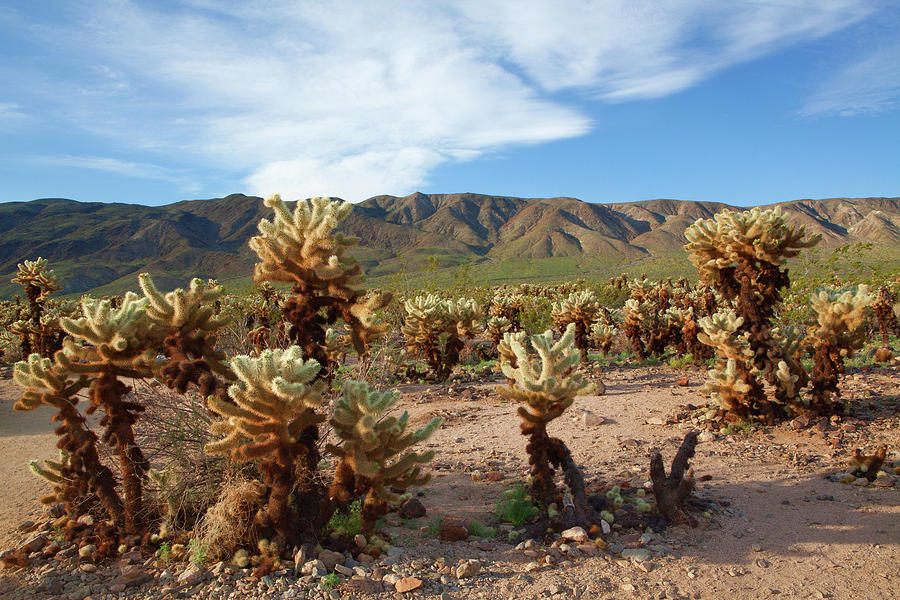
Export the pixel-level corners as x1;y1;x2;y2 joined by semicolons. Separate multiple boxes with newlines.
0;363;897;600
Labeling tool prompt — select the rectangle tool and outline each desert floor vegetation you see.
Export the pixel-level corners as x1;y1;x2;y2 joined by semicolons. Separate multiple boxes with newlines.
0;201;897;599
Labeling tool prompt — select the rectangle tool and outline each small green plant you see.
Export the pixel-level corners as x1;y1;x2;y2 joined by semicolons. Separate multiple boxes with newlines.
495;484;539;526
321;572;341;590
721;419;753;436
668;353;694;369
188;538;208;567
468;520;497;539
425;517;441;538
325;500;363;538
51;524;64;543
156;541;172;564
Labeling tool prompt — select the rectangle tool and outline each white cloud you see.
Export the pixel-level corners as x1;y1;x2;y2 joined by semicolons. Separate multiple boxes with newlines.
31;154;190;185
801;41;900;116
0;102;28;129
4;0;884;200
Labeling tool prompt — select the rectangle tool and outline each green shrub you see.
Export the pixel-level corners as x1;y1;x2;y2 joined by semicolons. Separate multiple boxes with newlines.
495;484;539;526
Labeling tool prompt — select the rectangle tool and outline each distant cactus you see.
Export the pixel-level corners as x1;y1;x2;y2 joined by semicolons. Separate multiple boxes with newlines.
685;207;819;420
9;258;64;357
551;290;599;358
327;381;440;535
871;286;899;361
806;286;875;412
489;294;523;331
401;294;481;380
486;316;512;351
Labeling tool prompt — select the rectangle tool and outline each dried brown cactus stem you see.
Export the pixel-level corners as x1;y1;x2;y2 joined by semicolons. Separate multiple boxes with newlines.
90;370;149;533
650;431;698;526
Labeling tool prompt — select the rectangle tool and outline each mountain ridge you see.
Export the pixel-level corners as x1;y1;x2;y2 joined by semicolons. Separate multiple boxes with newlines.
1;193;898;296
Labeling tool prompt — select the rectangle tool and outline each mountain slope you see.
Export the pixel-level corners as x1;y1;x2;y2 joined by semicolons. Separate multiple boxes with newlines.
1;193;897;296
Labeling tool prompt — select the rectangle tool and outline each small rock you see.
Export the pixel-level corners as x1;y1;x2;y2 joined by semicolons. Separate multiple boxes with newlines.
79;563;96;573
560;526;589;543
353;534;367;549
398;498;427;519
345;577;383;593
621;548;651;562
698;432;716;443
76;514;94;526
318;549;344;570
395;576;423;593
756;559;770;568
78;544;96;558
334;564;352;576
455;559;481;579
582;411;606;427
645;417;665;426
622;583;636;592
523;561;541;572
16;521;36;533
177;563;203;584
439;516;469;541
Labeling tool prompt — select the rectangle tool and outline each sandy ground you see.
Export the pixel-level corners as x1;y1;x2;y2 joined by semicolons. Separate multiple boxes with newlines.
0;364;898;599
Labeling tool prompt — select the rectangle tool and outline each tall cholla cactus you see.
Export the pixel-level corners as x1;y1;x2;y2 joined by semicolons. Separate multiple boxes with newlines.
806;286;875;412
489;294;523;331
401;294;481;380
871;286;900;362
139;273;232;396
206;347;326;550
10;257;64;357
249;195;390;372
685;207;819;420
551;290;599;358
327;381;440;535
497;324;596;527
486;316;512;351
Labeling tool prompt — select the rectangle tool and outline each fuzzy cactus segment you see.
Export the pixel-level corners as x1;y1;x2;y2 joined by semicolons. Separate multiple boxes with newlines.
806;285;875;411
497;323;593;423
327;380;439;533
551;290;599;357
206;347;325;460
401;294;482;380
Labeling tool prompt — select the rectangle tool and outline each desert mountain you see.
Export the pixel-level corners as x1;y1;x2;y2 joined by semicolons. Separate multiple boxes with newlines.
1;193;897;296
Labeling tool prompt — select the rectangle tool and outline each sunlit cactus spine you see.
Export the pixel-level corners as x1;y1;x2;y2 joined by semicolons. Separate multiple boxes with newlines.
327;381;440;535
806;286;875;412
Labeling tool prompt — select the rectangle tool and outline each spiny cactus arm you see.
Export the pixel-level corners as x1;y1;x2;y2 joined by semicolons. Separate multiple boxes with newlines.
139;273;231;331
703;359;751;411
12;258;61;298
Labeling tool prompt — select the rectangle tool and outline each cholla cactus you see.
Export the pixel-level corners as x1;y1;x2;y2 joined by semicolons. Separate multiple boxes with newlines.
486;316;512;351
139;273;232;396
249;194;391;373
622;298;653;359
489;294;523;331
401;294;482;380
551;291;599;357
497;324;595;524
206;347;327;550
10;258;64;357
13;353;123;524
685;207;819;420
590;321;617;356
29;450;72;506
327;381;440;535
11;258;60;302
806;286;875;411
323;327;350;364
871;286;899;361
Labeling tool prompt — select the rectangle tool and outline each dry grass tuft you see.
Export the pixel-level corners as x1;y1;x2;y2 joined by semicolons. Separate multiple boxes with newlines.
193;476;267;561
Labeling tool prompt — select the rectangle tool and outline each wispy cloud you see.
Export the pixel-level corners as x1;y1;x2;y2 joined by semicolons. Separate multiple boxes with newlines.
0;102;28;129
2;1;884;201
31;154;193;186
801;40;900;117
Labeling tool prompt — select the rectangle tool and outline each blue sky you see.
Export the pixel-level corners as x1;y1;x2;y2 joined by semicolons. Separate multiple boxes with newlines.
1;1;898;207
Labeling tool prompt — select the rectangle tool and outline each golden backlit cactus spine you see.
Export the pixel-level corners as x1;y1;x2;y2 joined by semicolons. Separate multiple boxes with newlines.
685;206;820;420
806;286;875;412
401;294;481;380
327;381;440;535
205;346;326;551
249;194;390;373
497;324;596;528
551;290;599;358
